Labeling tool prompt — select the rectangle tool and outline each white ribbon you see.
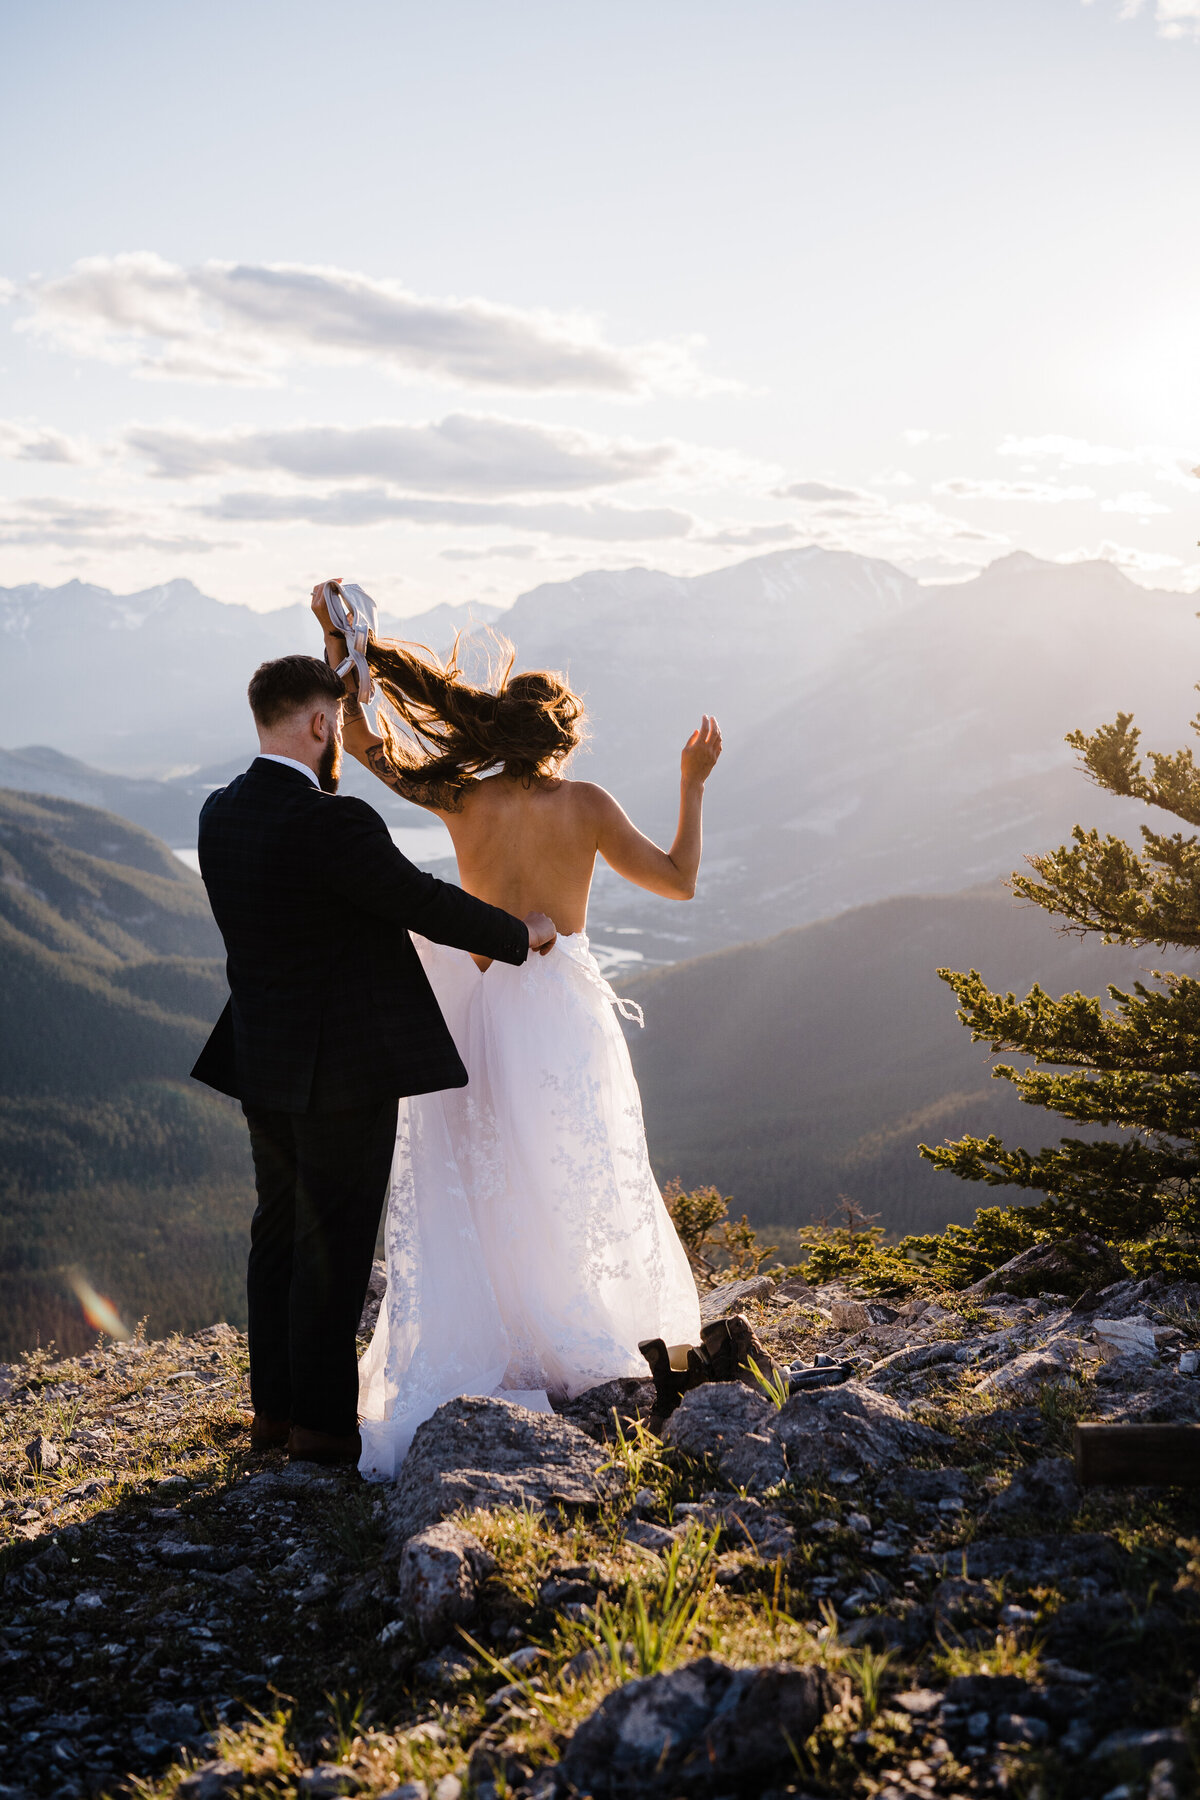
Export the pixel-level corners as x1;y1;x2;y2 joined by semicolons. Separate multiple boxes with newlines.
322;580;379;706
570;950;645;1028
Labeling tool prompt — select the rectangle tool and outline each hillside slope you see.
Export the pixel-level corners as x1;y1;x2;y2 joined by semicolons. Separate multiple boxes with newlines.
0;789;251;1356
624;882;1167;1236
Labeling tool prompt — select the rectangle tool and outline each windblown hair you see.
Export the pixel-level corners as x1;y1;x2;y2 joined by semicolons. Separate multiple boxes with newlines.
366;633;585;790
248;654;345;728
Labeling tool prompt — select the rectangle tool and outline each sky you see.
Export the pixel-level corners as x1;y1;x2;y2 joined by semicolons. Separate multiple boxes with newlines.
1;0;1198;616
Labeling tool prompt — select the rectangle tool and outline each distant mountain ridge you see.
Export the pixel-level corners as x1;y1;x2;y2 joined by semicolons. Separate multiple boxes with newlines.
0;578;502;775
4;547;1198;961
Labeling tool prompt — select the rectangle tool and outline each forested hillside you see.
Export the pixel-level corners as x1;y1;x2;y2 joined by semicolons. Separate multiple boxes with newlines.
624;882;1164;1238
0;788;251;1357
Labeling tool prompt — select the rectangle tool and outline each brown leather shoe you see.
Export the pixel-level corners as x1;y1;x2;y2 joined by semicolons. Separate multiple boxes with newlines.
249;1413;292;1452
287;1425;362;1466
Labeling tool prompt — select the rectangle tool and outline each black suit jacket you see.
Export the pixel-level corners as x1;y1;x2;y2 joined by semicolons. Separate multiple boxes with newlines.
191;758;528;1112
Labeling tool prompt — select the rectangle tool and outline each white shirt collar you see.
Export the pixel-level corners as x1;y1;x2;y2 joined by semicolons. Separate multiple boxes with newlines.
258;753;320;789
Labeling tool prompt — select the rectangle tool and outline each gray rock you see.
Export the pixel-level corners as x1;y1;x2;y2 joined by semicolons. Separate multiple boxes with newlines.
987;1457;1079;1520
299;1768;360;1797
933;1533;1120;1586
1090;1726;1188;1767
775;1380;948;1480
973;1341;1089;1394
831;1299;898;1330
674;1494;795;1559
415;1646;476;1687
24;1434;60;1473
357;1259;388;1336
966;1234;1125;1300
1092;1315;1158;1362
551;1377;656;1443
556;1655;834;1796
624;1518;685;1553
865;1341;962;1384
387;1396;622;1540
774;1277;815;1301
698;1276;776;1324
145;1702;203;1745
661;1381;786;1491
996;1713;1050;1745
396;1521;495;1640
878;1465;970;1508
176;1762;244;1800
379;1785;428;1800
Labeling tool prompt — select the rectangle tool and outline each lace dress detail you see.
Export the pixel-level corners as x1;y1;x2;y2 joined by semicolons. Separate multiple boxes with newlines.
357;932;701;1478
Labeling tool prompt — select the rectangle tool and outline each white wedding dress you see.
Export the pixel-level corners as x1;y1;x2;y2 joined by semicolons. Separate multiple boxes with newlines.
357;930;702;1479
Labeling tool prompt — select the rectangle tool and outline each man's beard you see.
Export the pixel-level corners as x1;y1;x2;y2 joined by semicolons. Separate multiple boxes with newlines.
317;737;342;794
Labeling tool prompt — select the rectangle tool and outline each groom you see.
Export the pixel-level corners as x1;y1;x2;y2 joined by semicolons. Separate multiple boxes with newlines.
191;653;555;1464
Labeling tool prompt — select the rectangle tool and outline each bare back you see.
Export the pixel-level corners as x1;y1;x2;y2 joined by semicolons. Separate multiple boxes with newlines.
444;775;602;946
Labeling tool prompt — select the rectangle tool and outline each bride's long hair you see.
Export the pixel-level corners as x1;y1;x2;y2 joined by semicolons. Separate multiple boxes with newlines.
365;632;586;790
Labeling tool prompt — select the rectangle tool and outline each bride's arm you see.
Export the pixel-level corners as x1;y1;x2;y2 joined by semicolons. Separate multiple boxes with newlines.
312;582;465;816
591;715;722;900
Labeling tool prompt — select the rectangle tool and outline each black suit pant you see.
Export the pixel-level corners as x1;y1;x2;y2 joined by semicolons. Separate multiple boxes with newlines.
242;1097;399;1437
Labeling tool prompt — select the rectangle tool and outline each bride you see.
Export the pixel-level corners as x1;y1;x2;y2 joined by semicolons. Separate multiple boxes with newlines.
313;584;721;1478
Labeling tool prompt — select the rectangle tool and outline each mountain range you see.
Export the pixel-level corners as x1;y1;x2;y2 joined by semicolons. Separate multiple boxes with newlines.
2;547;1197;963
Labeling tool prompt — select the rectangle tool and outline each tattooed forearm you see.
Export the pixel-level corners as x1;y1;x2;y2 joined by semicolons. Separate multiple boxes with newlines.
365;743;465;813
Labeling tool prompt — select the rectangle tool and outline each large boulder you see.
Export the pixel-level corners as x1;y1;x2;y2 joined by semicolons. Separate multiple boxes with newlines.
775;1380;948;1480
966;1235;1125;1300
386;1396;623;1541
661;1383;786;1492
556;1656;835;1797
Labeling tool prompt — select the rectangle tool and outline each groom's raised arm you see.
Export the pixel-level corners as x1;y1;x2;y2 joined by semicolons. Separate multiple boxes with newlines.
320;795;530;965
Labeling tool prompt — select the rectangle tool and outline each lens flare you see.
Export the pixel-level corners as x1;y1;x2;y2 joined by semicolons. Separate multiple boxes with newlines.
67;1269;132;1341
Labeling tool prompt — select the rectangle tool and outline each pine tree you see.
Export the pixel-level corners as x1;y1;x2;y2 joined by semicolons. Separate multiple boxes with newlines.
916;700;1200;1279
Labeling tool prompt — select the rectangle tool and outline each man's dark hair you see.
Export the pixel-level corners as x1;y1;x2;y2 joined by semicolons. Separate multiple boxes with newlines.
248;655;345;729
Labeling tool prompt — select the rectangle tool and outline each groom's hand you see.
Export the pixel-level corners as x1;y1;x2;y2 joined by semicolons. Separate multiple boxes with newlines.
523;912;558;957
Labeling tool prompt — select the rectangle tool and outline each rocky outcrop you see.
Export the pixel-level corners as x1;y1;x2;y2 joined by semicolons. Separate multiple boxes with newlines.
555;1657;835;1797
775;1380;949;1480
967;1235;1126;1299
386;1396;623;1541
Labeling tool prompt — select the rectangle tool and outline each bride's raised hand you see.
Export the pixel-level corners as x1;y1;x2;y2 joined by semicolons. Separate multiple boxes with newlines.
681;715;722;787
310;578;343;635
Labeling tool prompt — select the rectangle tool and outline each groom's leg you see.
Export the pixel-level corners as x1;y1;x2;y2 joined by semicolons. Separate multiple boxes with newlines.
288;1095;400;1438
243;1105;299;1422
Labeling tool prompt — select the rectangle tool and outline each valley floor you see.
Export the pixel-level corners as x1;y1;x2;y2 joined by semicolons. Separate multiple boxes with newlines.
1;1274;1199;1799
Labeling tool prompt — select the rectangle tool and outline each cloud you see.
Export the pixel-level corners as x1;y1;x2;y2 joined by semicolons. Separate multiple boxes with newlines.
901;428;949;445
1055;538;1184;574
440;544;540;562
18;253;716;394
1101;490;1173;516
197;486;695;541
998;433;1196;487
773;478;878;505
126;415;678;496
0;419;87;464
696;523;800;548
934;477;1095;504
0;496;221;553
1088;0;1200;41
